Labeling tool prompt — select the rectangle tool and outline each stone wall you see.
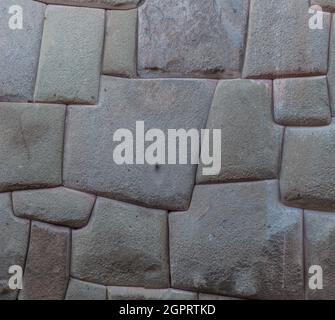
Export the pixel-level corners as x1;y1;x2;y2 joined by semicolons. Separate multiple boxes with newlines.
0;0;335;300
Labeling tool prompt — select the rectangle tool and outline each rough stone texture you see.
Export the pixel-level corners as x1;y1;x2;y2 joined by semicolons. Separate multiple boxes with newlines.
198;293;241;300
72;197;169;288
274;77;331;126
108;287;197;300
66;279;107;300
305;211;335;300
103;9;137;77
311;0;335;11
19;222;70;300
280;122;335;211
138;0;249;79
327;14;335;115
170;181;304;300
35;0;141;9
0;103;65;192
34;5;105;104
12;187;96;228
0;193;30;300
197;80;282;184
0;0;45;101
243;0;330;78
64;76;216;211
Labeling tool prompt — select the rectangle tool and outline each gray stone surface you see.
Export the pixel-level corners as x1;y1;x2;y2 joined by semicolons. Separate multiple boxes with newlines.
197;80;282;184
72;197;169;288
170;181;303;300
305;211;335;300
0;0;45;101
0;193;30;300
243;0;330;78
327;14;335;115
103;9;137;77
138;0;249;78
66;278;106;300
274;77;331;126
311;0;335;11
12;187;96;228
198;293;241;300
34;5;104;104
108;287;197;300
35;0;141;9
0;103;65;192
63;76;216;211
19;222;70;300
280;122;335;211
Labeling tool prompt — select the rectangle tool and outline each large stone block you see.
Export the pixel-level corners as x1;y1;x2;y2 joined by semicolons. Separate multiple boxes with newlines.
12;187;96;228
197;80;282;184
274;76;331;126
103;9;137;77
108;287;197;300
0;193;30;300
305;211;335;300
0;103;65;192
138;0;249;78
243;0;330;78
19;222;70;300
35;0;141;9
66;279;106;300
34;5;104;104
63;76;216;211
72;197;169;288
169;181;304;300
280;122;335;211
0;0;45;101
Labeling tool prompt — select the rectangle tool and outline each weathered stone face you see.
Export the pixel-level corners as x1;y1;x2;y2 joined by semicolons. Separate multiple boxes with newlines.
34;0;142;9
138;0;249;78
66;279;107;300
170;181;304;300
71;197;170;288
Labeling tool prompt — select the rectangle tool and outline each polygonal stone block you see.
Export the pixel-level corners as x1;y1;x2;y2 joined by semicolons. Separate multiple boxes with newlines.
103;9;137;77
274;77;331;126
12;187;96;228
71;197;169;288
0;103;65;192
34;5;105;104
108;287;197;300
66;279;106;300
243;0;330;78
19;222;70;300
63;76;216;211
169;181;304;300
305;211;335;300
138;0;249;78
197;80;283;184
0;193;30;300
280;122;335;211
35;0;141;9
0;0;45;101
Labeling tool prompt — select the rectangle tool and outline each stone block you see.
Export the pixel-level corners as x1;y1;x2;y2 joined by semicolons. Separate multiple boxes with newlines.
66;278;106;300
327;14;335;115
198;293;241;300
169;181;304;300
35;0;141;9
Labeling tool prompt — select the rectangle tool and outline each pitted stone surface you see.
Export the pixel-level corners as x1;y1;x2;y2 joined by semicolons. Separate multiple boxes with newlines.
243;0;330;78
72;197;169;288
66;279;107;300
108;287;197;300
34;5;105;104
138;0;249;78
12;187;96;228
0;0;45;101
197;80;282;184
169;181;303;300
280;122;335;211
63;76;216;211
274;77;331;126
0;193;30;300
0;103;65;192
305;211;335;300
35;0;142;9
19;222;70;300
103;9;137;77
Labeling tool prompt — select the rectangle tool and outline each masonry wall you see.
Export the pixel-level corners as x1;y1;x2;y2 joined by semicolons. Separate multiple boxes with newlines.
0;0;335;300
